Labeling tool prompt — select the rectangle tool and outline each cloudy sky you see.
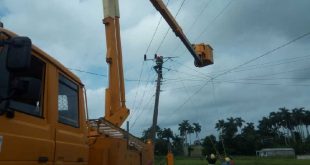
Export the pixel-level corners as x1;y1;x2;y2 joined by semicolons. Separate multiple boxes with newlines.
1;0;310;138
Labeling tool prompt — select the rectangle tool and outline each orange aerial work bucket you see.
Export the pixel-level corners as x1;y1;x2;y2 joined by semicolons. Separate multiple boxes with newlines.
193;43;214;66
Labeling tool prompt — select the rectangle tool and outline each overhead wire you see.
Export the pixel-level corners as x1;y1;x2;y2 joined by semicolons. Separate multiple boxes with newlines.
131;61;145;112
130;94;155;129
129;0;172;126
232;54;310;71
214;80;310;87
68;68;107;77
186;0;214;34
168;0;212;56
168;0;213;57
199;53;310;77
156;0;187;53
232;55;310;73
128;66;156;122
144;0;171;55
169;30;310;115
210;30;310;79
194;0;233;42
170;59;213;78
169;0;232;59
69;50;310;85
162;66;209;79
130;59;176;129
67;67;153;82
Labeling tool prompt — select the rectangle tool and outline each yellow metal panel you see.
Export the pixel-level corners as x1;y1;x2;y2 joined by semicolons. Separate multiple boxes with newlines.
55;72;89;163
0;51;55;163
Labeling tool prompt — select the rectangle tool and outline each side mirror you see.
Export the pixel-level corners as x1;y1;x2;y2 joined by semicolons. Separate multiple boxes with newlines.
6;37;32;72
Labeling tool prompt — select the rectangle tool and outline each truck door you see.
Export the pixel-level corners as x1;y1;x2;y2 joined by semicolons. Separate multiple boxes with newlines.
55;74;88;165
0;52;54;165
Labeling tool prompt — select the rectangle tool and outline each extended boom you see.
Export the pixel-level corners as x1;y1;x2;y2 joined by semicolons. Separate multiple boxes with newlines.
150;0;214;67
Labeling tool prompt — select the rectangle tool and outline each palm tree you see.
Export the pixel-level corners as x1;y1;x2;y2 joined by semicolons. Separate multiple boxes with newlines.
269;111;284;141
242;122;255;135
235;117;245;130
292;108;305;140
279;107;296;143
188;125;194;145
178;120;190;145
258;117;276;137
193;122;201;140
304;110;310;138
162;128;174;142
215;119;225;132
172;134;184;155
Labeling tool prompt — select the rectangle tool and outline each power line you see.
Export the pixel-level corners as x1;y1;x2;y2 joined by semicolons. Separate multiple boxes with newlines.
130;94;155;129
214;80;310;87
162;66;208;79
131;61;145;112
145;0;171;55
169;0;231;59
247;67;310;79
170;59;213;78
218;77;310;82
128;66;156;122
211;30;310;79
169;30;310;115
68;67;152;82
194;0;233;42
168;0;212;56
201;53;310;76
186;0;214;34
234;54;310;71
68;68;107;77
132;1;173;115
156;0;187;53
232;57;310;73
133;71;156;112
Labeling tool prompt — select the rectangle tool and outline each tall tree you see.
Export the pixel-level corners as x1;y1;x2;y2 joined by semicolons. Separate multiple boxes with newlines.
161;128;174;142
141;125;161;141
172;135;184;155
304;110;310;137
279;107;296;143
292;108;305;140
215;119;225;133
193;122;201;140
178;120;190;145
202;135;218;156
188;125;194;145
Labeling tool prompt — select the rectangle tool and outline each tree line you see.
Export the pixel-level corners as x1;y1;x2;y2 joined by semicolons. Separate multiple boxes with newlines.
141;107;310;156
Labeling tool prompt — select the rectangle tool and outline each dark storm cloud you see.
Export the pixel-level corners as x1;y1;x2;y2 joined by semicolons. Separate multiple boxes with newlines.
123;0;310;136
205;0;310;43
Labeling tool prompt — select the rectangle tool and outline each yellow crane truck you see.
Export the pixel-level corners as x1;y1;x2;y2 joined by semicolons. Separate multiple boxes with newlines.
0;0;212;164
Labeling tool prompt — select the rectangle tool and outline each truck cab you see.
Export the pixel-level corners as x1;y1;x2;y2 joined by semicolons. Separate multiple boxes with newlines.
0;27;89;165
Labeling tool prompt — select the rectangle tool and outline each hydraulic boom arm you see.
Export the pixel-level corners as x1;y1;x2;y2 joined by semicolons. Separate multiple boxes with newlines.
150;0;213;67
102;0;129;127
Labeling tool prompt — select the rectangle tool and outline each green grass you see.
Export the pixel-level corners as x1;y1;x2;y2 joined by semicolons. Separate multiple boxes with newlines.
155;156;310;165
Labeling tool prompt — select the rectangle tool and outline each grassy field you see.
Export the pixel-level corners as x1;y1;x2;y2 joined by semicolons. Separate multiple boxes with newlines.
155;156;310;165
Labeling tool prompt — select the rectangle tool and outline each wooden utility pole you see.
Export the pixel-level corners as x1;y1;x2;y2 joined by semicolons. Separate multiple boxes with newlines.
150;55;163;150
